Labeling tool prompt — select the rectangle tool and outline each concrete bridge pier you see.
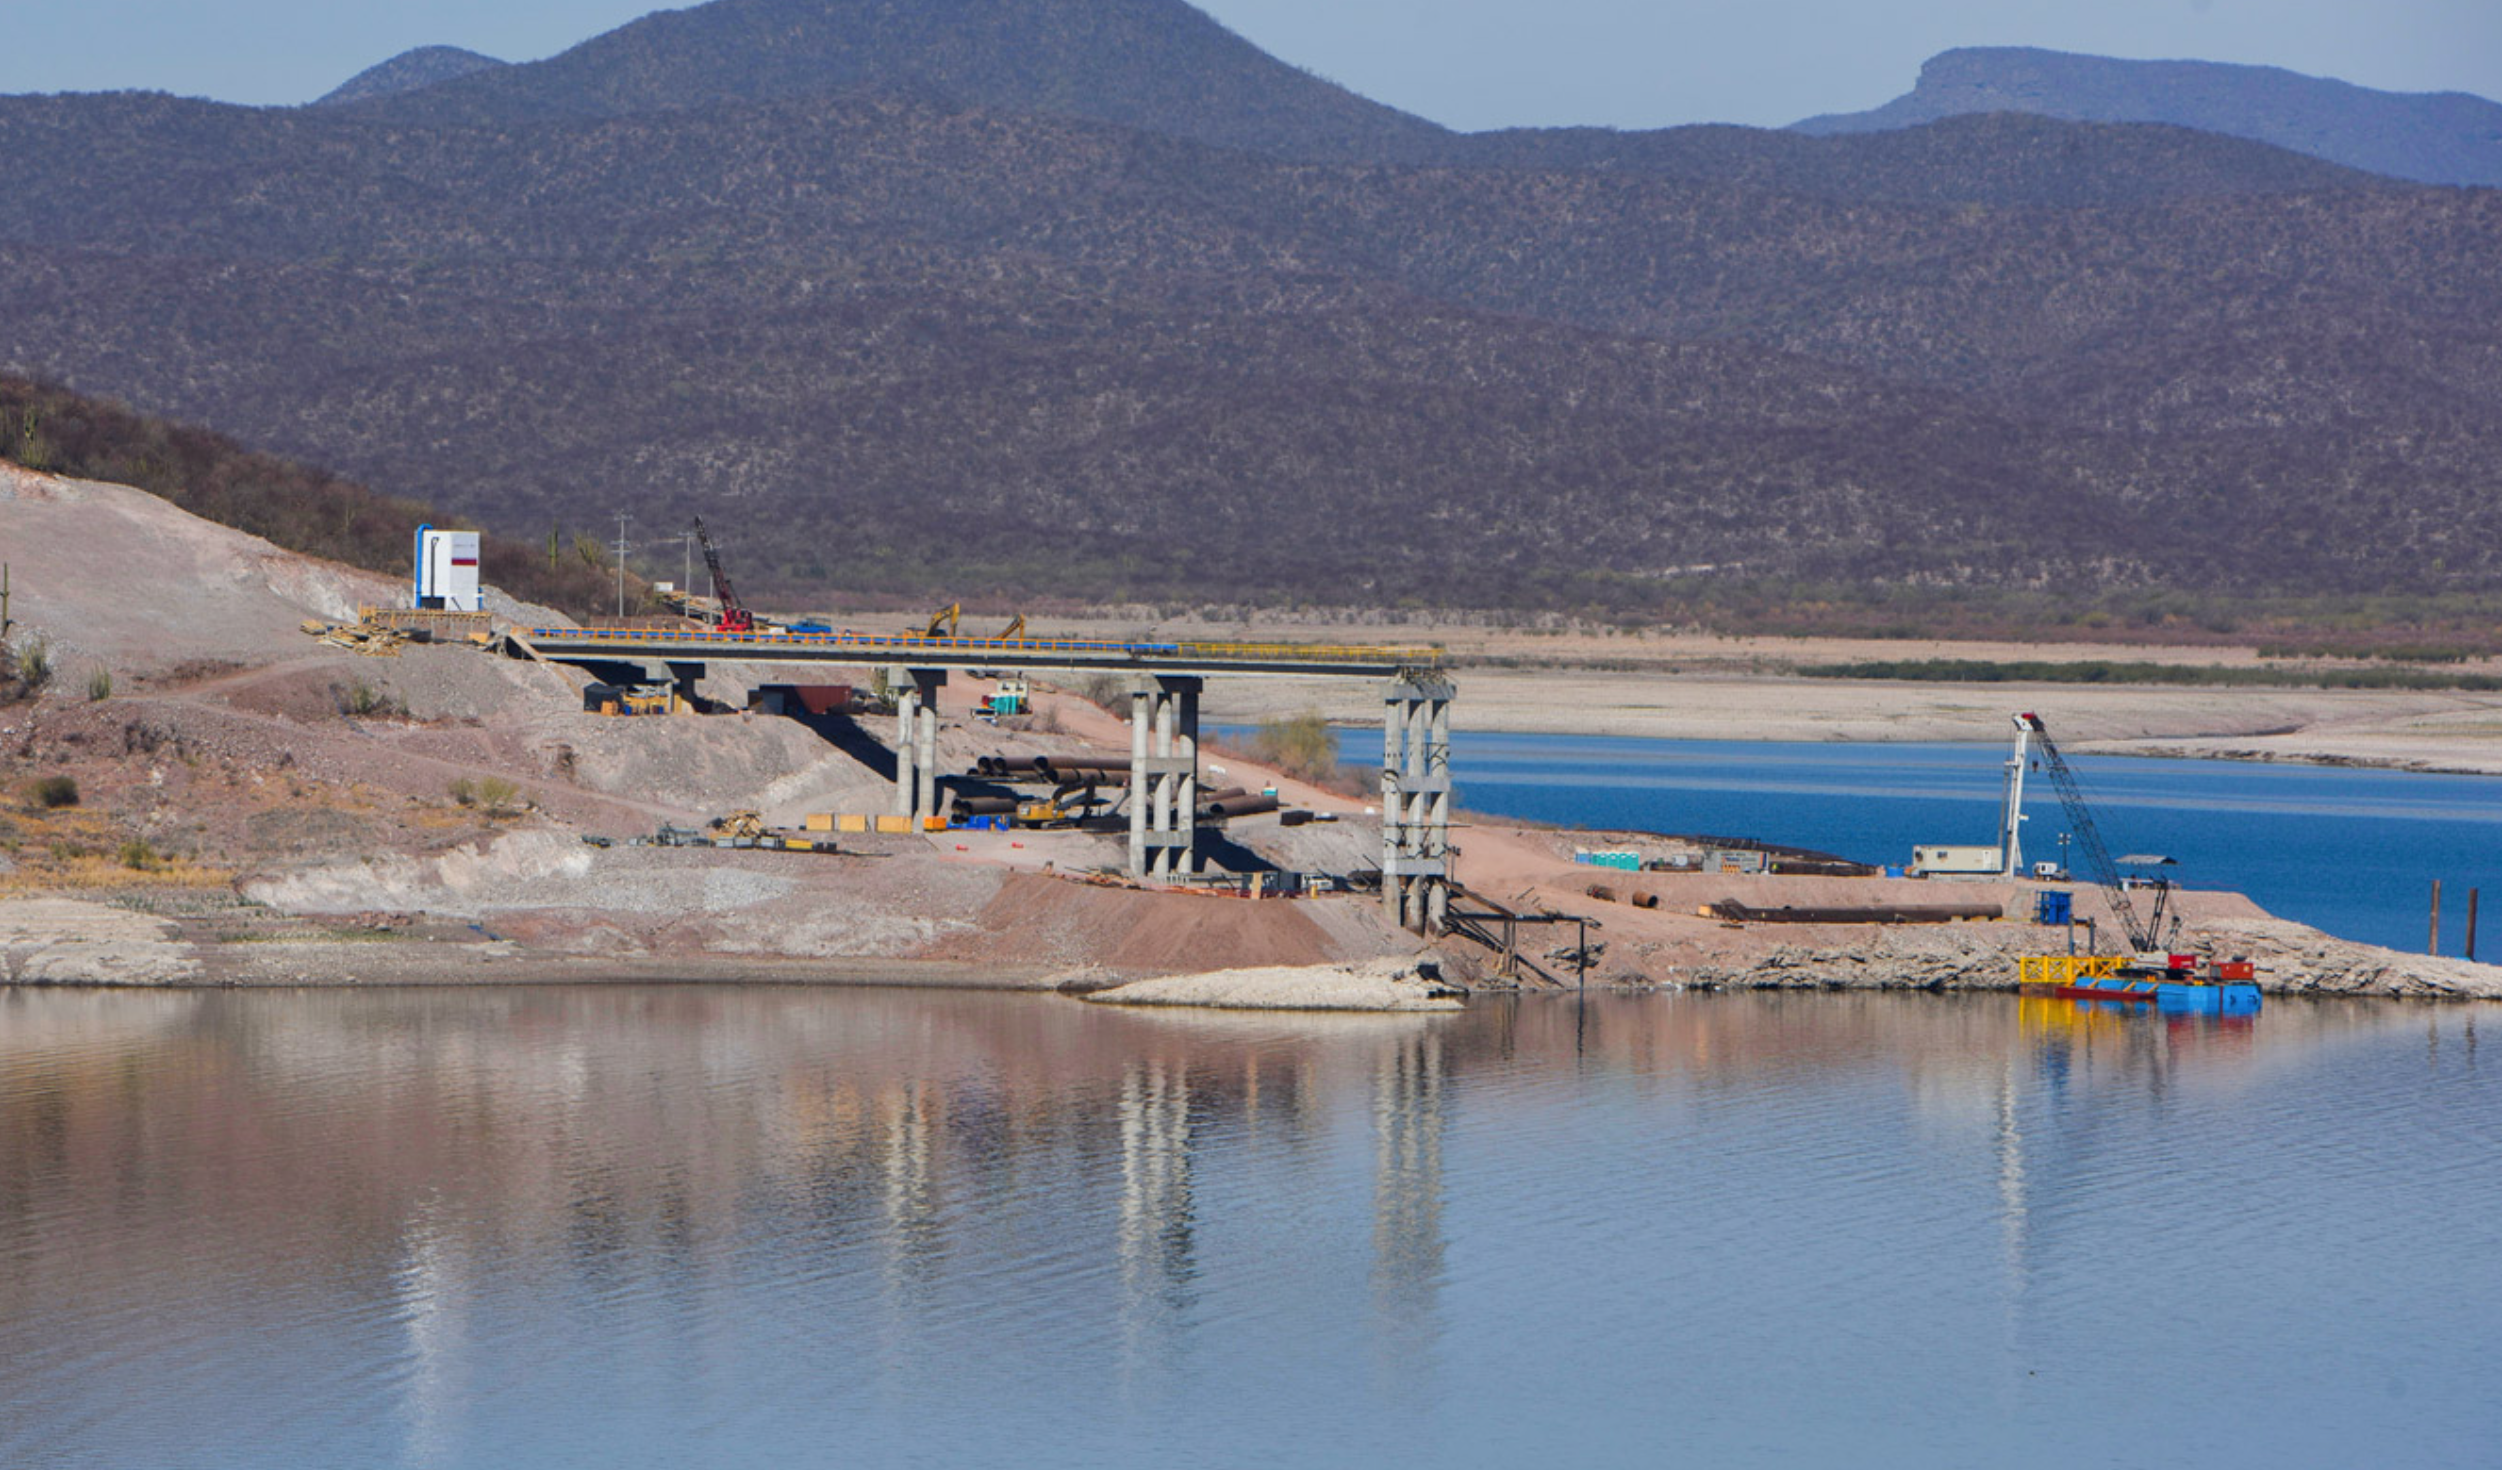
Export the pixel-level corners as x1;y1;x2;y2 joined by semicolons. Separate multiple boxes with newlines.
1382;676;1454;934
1128;676;1202;881
892;669;946;825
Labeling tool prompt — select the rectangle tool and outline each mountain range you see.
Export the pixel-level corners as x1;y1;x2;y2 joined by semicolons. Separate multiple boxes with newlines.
2;0;2496;609
1798;47;2502;190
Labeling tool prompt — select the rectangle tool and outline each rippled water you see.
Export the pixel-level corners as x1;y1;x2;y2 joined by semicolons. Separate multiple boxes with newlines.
3;986;2495;1469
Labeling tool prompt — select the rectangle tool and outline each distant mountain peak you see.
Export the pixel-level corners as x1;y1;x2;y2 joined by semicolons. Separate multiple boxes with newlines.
313;45;507;108
1794;46;2502;188
341;0;1449;160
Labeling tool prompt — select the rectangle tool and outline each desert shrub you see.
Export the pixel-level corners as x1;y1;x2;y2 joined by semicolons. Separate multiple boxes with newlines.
476;776;521;815
331;679;400;718
28;775;78;808
1075;673;1126;711
17;638;51;692
1250;710;1339;784
117;838;162;871
87;668;113;701
447;777;478;807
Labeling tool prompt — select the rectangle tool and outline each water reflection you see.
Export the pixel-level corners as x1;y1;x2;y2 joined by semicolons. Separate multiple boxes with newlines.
0;986;2494;1469
1371;1031;1445;1359
1116;1058;1196;1367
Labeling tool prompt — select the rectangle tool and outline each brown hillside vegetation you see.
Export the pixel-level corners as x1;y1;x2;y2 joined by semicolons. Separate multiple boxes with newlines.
0;0;2494;610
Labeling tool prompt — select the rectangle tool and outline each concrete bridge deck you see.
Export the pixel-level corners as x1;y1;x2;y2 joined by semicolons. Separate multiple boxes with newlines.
516;625;1443;680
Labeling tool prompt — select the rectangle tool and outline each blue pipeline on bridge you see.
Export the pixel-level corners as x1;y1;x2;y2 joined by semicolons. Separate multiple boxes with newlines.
514;624;1449;679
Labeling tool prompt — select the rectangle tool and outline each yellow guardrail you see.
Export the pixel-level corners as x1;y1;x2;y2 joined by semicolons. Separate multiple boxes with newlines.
2018;955;2127;987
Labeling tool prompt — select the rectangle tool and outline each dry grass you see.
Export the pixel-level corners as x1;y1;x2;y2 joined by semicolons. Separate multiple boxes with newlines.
0;806;231;893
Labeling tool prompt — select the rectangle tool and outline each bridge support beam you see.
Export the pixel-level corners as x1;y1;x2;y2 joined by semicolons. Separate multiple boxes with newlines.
1382;676;1455;935
1127;676;1201;881
892;669;946;826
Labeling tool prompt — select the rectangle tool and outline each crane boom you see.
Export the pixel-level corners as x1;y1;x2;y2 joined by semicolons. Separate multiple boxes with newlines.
689;516;753;633
2016;712;2170;952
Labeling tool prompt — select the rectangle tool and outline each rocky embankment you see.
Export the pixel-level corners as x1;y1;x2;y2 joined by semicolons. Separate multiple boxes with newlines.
1680;918;2500;1000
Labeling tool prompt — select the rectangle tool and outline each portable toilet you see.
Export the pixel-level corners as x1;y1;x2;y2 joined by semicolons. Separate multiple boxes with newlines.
2035;890;2074;927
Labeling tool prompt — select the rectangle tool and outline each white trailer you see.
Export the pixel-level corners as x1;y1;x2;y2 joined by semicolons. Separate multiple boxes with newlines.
1911;844;2005;878
415;526;482;612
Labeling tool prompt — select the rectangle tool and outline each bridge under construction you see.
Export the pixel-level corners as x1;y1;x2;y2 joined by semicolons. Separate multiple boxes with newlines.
507;624;1459;932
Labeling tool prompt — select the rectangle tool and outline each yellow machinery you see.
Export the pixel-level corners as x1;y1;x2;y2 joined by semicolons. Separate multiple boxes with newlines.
2016;955;2125;988
917;603;962;639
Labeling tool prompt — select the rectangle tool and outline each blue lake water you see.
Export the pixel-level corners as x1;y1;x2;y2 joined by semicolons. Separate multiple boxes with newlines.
1;986;2495;1470
1362;732;2501;954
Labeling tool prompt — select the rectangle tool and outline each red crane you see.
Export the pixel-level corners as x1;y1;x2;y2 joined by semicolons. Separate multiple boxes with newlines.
689;516;754;633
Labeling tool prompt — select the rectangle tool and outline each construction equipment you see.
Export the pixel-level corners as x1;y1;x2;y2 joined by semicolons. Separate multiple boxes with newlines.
975;676;1030;720
998;614;1026;641
2015;713;2175;954
689;516;754;634
917;603;962;639
645;815;840;854
2012;712;2256;1009
708;809;768;841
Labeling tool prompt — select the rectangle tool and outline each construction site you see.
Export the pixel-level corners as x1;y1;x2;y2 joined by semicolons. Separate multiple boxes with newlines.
5;463;2498;999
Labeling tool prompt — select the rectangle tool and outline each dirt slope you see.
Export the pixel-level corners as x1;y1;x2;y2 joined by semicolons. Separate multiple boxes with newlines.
0;463;402;679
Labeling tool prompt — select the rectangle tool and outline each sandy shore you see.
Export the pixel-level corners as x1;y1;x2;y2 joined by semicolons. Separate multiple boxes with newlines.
1082;956;1465;1012
996;613;2502;775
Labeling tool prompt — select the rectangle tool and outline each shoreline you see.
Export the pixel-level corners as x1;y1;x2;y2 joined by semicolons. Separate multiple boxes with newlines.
5;883;2496;1002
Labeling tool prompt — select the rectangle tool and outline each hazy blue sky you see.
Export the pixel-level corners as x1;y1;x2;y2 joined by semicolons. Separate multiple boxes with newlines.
5;0;2498;128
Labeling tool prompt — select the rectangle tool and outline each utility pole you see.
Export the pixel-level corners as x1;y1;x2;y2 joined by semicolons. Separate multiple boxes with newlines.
2;562;11;643
681;529;695;598
611;512;633;620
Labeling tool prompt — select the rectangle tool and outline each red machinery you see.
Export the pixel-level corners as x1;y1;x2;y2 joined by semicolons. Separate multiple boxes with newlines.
690;515;754;633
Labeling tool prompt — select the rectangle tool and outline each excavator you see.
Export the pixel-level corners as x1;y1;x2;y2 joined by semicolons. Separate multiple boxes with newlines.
913;605;1027;641
2012;712;2259;1011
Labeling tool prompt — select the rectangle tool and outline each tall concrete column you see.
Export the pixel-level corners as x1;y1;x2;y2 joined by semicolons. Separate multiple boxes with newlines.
1153;687;1177;860
1427;694;1452;933
1382;676;1456;934
893;683;920;819
1174;684;1199;878
1127;676;1203;881
911;669;945;827
1382;705;1405;922
1129;684;1152;879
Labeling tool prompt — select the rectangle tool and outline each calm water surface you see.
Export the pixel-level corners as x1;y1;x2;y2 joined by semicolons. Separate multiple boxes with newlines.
3;986;2495;1469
